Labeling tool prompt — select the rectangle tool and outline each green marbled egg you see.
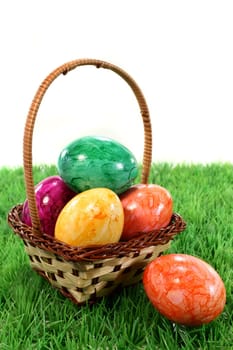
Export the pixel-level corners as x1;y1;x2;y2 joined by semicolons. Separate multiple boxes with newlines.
57;136;138;194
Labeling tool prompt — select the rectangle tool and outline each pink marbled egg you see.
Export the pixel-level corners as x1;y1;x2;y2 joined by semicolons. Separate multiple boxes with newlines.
21;175;76;236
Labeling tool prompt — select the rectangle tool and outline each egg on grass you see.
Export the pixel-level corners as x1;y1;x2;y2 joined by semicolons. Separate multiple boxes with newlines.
143;254;226;327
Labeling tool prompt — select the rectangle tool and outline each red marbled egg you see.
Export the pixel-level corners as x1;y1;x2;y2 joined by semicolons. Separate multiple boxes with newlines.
21;175;76;236
119;184;173;241
143;254;226;326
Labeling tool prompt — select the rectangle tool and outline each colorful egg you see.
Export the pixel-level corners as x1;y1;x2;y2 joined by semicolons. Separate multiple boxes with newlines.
21;175;76;236
57;135;138;194
119;184;173;241
143;254;226;326
55;188;124;247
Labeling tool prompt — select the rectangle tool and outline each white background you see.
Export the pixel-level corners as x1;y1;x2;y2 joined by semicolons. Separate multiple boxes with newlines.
1;0;233;167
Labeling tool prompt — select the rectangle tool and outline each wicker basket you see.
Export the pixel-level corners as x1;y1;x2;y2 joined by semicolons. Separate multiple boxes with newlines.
7;58;186;305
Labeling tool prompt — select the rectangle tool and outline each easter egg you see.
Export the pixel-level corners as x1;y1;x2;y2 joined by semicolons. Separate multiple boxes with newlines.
143;254;226;326
119;184;173;241
55;188;124;247
57;135;138;194
21;175;76;236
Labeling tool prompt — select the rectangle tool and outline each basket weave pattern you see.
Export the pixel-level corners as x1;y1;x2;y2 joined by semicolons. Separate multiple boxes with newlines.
7;59;186;305
27;242;171;304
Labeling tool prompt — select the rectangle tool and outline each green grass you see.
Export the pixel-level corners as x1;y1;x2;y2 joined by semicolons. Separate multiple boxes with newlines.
0;163;233;350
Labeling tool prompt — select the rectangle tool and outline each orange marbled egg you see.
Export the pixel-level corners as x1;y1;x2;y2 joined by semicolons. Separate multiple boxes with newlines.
143;254;226;326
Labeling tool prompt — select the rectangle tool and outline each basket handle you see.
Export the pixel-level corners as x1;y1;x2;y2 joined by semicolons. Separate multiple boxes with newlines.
23;58;152;236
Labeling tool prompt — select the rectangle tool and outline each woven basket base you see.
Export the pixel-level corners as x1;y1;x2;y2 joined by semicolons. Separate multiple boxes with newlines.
24;239;170;305
8;203;186;305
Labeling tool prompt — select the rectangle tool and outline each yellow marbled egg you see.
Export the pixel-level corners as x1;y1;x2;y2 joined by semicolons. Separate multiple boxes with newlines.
55;188;124;247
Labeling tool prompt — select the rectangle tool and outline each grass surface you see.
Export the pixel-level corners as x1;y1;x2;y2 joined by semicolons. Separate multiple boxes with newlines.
0;163;233;349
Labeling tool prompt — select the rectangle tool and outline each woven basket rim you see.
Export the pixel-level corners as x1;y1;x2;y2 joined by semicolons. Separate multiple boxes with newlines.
8;203;186;262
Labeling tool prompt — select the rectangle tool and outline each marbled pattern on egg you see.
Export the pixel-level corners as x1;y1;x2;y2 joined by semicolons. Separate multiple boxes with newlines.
120;184;173;240
57;136;138;194
143;254;226;326
55;188;124;247
21;175;76;236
